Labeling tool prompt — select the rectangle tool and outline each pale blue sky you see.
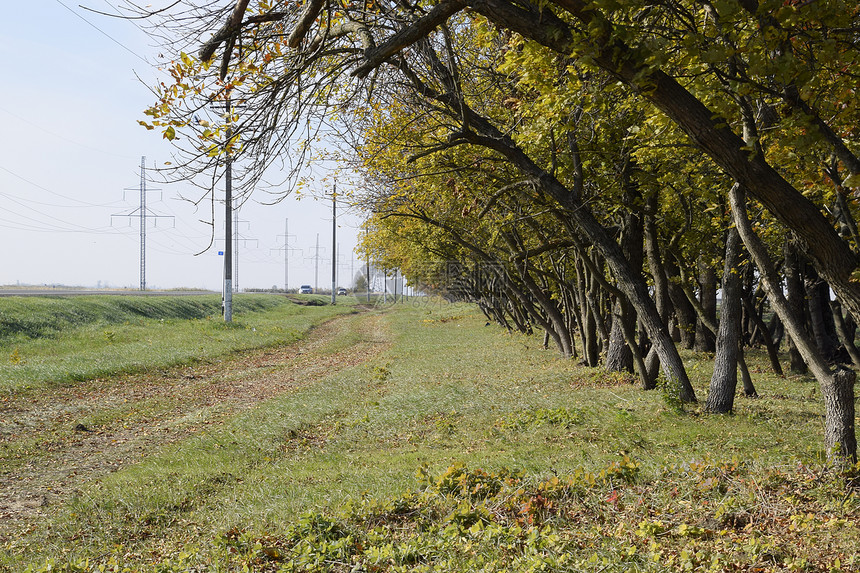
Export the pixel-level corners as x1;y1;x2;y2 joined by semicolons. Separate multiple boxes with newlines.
0;1;361;291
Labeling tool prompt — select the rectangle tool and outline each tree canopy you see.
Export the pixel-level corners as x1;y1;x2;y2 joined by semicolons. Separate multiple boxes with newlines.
140;0;860;460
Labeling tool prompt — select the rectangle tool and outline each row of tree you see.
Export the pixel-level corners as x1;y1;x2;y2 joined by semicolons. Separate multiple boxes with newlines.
140;0;859;460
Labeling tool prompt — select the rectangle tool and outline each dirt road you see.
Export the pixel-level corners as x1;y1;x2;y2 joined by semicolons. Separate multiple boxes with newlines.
0;311;389;542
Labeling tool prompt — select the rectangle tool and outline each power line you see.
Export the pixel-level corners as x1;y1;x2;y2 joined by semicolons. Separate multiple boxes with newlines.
0;105;137;161
54;0;149;64
0;192;118;234
0;164;120;208
0;215;118;234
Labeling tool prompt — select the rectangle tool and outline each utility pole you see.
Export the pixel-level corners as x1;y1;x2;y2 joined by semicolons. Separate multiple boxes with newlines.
366;255;371;302
224;97;233;321
272;218;299;291
314;233;320;290
234;200;239;292
284;218;291;290
139;156;146;290
218;214;256;290
331;187;337;305
111;156;172;291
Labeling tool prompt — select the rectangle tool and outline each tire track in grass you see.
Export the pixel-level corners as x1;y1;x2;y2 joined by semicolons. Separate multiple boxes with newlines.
0;310;390;541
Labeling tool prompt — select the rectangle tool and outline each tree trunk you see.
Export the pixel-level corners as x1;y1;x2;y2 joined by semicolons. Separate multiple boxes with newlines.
573;258;600;366
806;269;840;362
582;296;600;367
619;297;654;388
587;263;611;358
644;199;672;326
831;299;860;368
605;300;634;372
641;200;673;389
706;227;744;413
770;314;784;350
784;240;809;374
666;257;696;349
696;261;717;352
729;183;857;462
737;348;758;397
823;367;858;461
742;297;784;377
606;203;643;373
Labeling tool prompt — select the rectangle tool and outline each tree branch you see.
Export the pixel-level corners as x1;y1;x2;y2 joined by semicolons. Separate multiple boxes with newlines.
199;0;251;66
288;0;327;48
351;0;467;78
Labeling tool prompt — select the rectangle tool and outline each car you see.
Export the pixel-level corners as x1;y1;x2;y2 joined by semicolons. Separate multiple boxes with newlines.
299;285;313;294
337;287;348;296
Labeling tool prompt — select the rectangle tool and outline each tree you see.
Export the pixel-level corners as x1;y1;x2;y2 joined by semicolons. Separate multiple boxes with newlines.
138;0;859;460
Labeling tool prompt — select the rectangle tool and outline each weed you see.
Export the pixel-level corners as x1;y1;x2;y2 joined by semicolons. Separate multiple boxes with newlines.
28;456;857;572
659;374;686;414
371;363;391;381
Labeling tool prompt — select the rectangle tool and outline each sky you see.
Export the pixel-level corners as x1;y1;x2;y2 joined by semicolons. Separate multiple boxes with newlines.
0;1;363;292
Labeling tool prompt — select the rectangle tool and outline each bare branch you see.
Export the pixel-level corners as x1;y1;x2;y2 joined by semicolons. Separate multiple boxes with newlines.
351;0;467;78
198;0;251;66
288;0;326;48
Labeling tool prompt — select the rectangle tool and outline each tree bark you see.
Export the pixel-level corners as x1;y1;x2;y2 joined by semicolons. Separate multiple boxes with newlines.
831;299;860;368
666;259;697;349
805;271;840;362
605;300;634;372
642;200;672;389
737;349;758;398
823;367;857;463
606;203;643;373
742;297;784;377
644;196;673;329
696;261;717;353
574;259;600;367
706;227;744;413
784;240;809;374
729;183;857;462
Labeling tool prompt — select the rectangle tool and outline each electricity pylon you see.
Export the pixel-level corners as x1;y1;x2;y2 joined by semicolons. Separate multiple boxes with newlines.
111;156;173;290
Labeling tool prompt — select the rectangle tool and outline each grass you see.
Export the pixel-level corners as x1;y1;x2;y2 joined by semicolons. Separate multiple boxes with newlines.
0;294;355;393
3;299;858;571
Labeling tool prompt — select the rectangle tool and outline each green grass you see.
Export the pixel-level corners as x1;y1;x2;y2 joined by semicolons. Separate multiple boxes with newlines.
0;294;355;392
4;301;858;572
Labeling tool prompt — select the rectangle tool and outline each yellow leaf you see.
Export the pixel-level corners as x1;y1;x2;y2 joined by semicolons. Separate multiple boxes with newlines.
843;174;860;188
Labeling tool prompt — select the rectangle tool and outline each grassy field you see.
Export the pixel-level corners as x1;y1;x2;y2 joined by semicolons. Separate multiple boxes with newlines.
1;298;858;571
0;294;351;393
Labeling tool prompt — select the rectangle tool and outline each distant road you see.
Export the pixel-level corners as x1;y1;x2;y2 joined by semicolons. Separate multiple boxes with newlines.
0;289;220;297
